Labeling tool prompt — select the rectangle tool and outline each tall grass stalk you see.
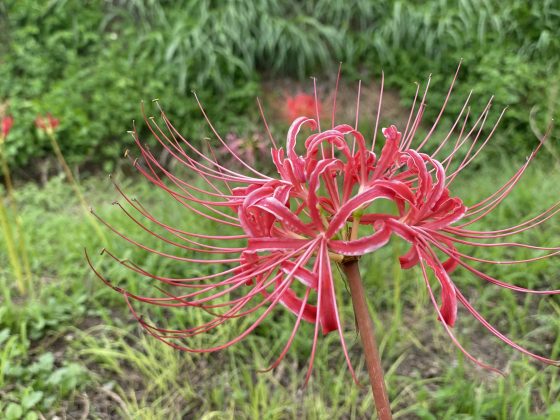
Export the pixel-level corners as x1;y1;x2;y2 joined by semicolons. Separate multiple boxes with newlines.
0;195;22;297
46;131;108;246
0;145;32;294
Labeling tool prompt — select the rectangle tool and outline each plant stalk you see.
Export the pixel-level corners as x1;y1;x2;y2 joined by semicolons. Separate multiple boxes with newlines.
0;196;23;296
47;132;108;246
0;147;33;294
342;259;392;420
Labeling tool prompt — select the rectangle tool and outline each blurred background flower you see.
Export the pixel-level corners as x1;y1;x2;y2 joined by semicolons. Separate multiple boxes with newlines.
35;114;60;133
284;93;322;121
219;131;269;168
1;115;13;139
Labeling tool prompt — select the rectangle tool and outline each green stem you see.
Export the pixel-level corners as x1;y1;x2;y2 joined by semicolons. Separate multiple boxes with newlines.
48;133;107;246
0;196;23;296
342;259;392;420
0;148;33;294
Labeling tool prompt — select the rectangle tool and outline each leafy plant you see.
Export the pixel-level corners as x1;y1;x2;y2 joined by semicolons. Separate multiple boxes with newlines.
1;0;559;170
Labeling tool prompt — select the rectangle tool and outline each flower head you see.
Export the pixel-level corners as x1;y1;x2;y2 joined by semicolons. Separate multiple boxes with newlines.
1;115;13;140
35;113;60;134
285;92;322;122
89;68;560;383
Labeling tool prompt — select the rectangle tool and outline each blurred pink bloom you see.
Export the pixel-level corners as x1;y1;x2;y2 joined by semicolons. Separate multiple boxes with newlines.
89;70;560;383
1;115;13;138
220;132;269;168
35;113;60;132
285;93;321;121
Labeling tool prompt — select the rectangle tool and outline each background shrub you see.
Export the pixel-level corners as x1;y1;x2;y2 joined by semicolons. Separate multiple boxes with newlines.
0;0;558;172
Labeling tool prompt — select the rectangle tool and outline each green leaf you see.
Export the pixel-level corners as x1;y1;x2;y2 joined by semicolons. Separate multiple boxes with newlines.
5;403;23;420
22;391;43;411
28;353;54;374
0;329;10;346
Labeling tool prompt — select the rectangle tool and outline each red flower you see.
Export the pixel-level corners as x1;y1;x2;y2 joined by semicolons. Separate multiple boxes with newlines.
285;93;321;122
1;115;13;139
35;114;60;132
88;70;560;383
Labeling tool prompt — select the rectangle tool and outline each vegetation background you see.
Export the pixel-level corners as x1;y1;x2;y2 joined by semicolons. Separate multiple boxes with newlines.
0;0;559;418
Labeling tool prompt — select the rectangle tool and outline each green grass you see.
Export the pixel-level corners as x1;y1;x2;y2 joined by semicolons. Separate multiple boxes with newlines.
0;157;559;418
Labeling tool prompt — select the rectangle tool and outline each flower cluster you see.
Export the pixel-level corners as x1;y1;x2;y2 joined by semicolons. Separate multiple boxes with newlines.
285;92;321;122
89;72;559;382
0;113;62;143
0;114;61;141
35;113;60;134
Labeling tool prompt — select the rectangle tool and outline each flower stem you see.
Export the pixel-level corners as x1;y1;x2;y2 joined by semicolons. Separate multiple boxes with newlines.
0;195;23;296
47;132;108;246
0;147;33;295
342;259;392;420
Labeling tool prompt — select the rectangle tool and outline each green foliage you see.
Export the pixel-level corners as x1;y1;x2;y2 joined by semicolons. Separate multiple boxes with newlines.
353;0;560;153
1;0;559;170
0;315;89;417
0;0;260;170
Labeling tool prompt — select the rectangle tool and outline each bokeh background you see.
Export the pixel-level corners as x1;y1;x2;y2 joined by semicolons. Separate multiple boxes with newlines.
0;1;559;418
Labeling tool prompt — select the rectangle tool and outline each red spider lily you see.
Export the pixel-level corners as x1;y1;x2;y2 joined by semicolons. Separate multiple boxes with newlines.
285;92;322;122
35;113;60;133
1;116;13;139
88;67;560;386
